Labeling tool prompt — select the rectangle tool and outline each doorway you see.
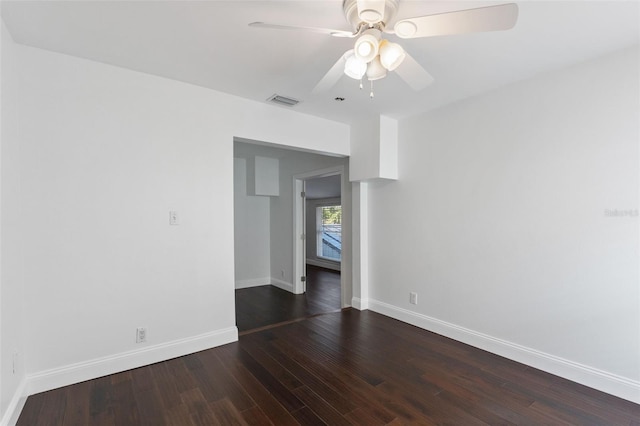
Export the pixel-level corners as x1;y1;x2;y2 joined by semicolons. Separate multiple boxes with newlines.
293;167;345;298
233;140;351;332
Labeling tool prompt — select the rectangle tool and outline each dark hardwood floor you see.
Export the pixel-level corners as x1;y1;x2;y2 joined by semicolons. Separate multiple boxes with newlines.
235;265;341;332
17;309;640;425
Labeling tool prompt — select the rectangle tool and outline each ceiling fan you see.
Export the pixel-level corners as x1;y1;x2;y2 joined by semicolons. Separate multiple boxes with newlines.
249;0;518;97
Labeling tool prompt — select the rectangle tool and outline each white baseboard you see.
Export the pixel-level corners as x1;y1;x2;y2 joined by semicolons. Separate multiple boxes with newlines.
270;278;294;293
0;378;27;426
351;297;369;311
235;277;271;289
306;258;341;272
3;327;237;425
23;326;237;403
368;299;640;404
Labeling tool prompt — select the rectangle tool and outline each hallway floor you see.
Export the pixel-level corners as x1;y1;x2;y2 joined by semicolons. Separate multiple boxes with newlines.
235;265;341;333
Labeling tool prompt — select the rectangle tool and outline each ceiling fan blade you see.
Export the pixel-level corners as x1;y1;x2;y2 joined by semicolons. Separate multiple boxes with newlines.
356;0;386;24
312;51;352;94
394;52;434;91
393;3;518;39
248;22;355;38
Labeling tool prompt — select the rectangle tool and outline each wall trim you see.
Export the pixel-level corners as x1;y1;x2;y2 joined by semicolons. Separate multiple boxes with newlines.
24;326;238;400
235;277;271;289
270;277;295;293
351;297;369;311
306;258;341;272
368;299;640;404
0;378;27;426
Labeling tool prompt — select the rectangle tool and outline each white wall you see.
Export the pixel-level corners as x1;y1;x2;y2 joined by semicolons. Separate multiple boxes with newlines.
366;47;640;402
0;20;26;425
246;156;279;197
306;197;342;272
233;157;271;288
349;115;380;182
0;36;349;422
349;114;398;181
351;182;369;311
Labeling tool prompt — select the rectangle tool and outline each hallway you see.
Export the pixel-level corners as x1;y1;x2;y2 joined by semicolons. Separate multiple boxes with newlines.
235;265;341;333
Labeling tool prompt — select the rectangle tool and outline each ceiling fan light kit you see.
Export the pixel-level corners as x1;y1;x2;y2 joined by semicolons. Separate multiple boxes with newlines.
365;56;387;81
250;0;519;97
344;50;367;79
378;40;405;71
350;29;404;96
354;29;381;62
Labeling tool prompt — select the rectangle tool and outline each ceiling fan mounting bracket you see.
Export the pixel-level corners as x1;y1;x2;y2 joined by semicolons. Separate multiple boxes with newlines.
354;21;385;35
343;0;399;32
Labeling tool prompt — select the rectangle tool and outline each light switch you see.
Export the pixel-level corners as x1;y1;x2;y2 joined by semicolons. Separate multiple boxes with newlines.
169;211;179;225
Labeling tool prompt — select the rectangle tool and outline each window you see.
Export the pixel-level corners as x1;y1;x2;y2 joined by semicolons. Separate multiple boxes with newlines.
316;205;341;262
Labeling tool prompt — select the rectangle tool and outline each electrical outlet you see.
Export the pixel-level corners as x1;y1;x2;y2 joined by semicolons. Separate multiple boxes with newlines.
410;292;418;305
136;327;147;343
169;211;179;225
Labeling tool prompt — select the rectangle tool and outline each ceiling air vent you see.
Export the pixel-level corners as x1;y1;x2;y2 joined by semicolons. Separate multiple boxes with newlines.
267;94;300;107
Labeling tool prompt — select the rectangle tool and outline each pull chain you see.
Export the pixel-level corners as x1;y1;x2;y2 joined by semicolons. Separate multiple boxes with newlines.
370;80;374;99
359;78;363;90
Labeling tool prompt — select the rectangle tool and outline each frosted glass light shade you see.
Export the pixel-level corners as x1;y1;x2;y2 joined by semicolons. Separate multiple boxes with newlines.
354;29;381;63
379;40;406;71
344;53;367;79
366;56;387;81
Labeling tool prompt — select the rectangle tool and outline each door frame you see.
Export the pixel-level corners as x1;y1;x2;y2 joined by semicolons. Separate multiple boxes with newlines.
292;165;346;303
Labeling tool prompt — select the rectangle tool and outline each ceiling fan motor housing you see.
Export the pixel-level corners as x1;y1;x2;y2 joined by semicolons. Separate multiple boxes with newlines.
343;0;400;31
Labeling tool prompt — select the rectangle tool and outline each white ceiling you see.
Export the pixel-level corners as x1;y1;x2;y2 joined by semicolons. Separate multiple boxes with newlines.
2;1;638;125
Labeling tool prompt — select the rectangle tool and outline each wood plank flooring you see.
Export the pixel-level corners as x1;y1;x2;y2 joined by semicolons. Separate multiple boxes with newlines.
235;265;341;332
17;309;640;425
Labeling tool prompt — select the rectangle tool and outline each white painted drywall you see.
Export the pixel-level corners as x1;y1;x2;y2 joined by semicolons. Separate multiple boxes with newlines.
235;105;349;157
247;156;279;197
0;20;26;425
366;47;640;400
349;114;398;181
233;157;271;288
351;182;369;311
378;115;398;180
0;37;349;419
16;44;237;376
306;197;341;272
349;115;380;182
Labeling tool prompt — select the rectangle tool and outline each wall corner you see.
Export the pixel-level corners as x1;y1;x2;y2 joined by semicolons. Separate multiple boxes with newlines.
349;114;398;182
